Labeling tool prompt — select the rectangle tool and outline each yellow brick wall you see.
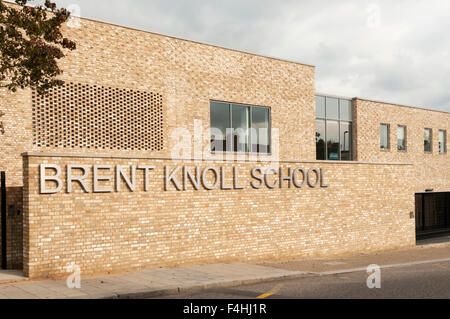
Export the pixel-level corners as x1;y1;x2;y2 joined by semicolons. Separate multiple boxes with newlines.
0;88;29;269
1;15;315;270
1;9;449;277
23;154;415;279
354;99;450;193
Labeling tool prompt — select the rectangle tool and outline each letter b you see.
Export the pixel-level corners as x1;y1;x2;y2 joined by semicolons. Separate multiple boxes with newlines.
40;164;63;194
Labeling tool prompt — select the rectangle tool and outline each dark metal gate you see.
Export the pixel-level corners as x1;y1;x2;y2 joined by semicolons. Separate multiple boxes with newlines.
415;192;450;239
1;171;6;269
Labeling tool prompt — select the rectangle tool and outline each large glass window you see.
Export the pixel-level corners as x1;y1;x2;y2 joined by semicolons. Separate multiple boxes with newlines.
315;96;353;161
232;104;250;153
439;130;447;154
340;122;352;160
316;96;326;119
327;121;340;160
210;101;230;152
397;125;406;151
380;124;390;150
326;97;339;120
210;101;270;154
424;128;432;153
339;100;352;121
316;120;326;160
251;107;270;153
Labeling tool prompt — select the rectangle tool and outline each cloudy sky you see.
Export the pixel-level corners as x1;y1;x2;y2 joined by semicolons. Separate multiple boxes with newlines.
46;0;450;112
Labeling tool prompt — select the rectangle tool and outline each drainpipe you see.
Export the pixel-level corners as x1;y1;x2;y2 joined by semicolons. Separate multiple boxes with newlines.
1;172;6;270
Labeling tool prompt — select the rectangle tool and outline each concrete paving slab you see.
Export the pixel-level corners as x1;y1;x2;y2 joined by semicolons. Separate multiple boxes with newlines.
0;270;28;283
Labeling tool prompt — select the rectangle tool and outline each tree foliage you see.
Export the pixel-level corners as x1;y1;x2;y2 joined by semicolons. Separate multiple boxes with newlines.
0;0;76;94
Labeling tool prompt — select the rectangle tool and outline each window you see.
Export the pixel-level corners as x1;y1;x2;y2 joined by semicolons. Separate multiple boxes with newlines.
210;101;230;152
210;101;270;154
327;120;340;160
326;97;339;120
380;124;390;150
397;125;406;151
340;122;352;160
316;96;325;119
316;96;353;161
439;130;447;154
424;128;432;153
251;106;270;153
339;99;352;121
316;120;326;160
232;104;250;153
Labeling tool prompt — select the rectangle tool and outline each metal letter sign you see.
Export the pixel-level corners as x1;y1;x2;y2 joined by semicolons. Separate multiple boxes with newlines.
39;164;331;194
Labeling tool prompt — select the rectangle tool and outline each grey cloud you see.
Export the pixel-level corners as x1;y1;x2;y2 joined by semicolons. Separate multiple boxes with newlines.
48;0;450;112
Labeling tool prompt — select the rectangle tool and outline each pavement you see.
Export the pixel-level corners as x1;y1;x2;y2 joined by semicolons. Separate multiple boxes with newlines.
0;240;448;299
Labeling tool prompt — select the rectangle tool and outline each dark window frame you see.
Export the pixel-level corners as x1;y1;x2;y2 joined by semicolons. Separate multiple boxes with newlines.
210;100;272;155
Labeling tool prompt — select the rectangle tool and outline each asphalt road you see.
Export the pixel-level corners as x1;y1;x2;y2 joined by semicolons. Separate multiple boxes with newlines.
156;260;450;299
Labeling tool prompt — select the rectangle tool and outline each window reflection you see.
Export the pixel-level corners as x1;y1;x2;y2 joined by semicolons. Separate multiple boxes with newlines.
380;124;389;150
439;130;447;154
424;128;432;153
397;126;406;151
326;97;339;120
340;122;352;160
232;104;250;153
315;96;353;161
252;107;270;154
210;101;270;154
316;120;326;160
327;121;340;160
316;96;326;119
210;101;230;152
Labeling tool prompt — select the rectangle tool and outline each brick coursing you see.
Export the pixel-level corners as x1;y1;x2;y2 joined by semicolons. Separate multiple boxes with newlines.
0;8;448;278
354;99;450;193
23;155;415;279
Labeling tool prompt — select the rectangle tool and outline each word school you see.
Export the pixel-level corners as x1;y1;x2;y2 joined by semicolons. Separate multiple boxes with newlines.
39;164;330;194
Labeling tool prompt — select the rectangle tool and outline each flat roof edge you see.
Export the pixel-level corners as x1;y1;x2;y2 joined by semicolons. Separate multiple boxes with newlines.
317;92;450;115
315;92;355;100
354;97;450;115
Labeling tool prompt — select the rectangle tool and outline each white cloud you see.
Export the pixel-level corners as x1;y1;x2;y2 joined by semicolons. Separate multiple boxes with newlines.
48;0;450;112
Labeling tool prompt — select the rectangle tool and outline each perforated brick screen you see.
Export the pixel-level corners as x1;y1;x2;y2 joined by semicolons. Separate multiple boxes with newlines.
32;83;164;151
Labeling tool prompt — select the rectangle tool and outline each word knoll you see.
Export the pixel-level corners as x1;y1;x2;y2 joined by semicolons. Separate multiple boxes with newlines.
39;164;330;194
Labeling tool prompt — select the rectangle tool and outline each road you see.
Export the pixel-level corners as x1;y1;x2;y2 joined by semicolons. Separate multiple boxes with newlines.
155;260;450;299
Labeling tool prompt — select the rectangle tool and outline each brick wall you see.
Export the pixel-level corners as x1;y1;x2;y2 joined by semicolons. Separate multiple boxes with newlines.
0;87;29;269
23;154;415;279
354;99;450;193
1;13;315;270
1;6;449;276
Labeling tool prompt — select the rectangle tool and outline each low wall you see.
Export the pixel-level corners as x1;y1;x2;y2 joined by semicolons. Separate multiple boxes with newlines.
23;153;416;279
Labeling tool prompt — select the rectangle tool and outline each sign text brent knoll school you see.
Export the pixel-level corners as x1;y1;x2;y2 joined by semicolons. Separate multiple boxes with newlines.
39;164;330;194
